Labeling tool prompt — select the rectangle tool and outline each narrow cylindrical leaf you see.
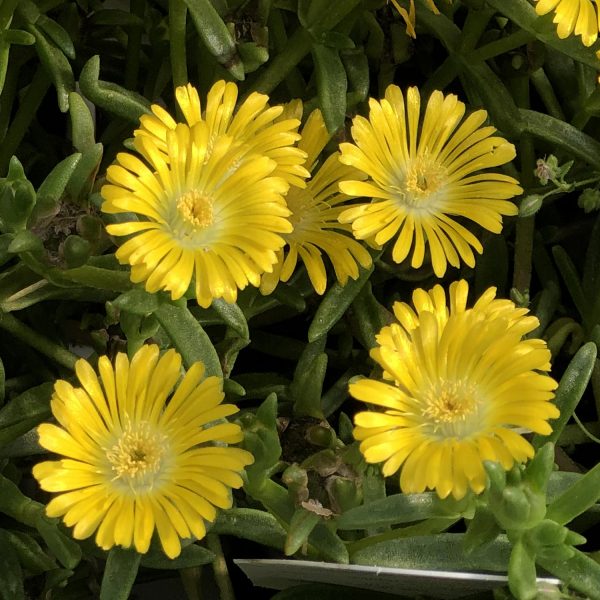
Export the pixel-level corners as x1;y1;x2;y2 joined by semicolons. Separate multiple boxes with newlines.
27;23;74;112
36;15;75;59
508;540;538;600
34;516;81;569
312;43;347;133
336;493;460;530
532;342;597;449
30;153;81;226
351;533;510;571
0;529;24;600
308;264;373;342
546;460;600;525
79;56;151;122
212;299;249;340
538;548;600;600
0;382;52;446
69;92;95;153
154;302;222;376
291;353;327;419
182;0;243;80
99;548;141;600
4;531;56;574
212;508;287;550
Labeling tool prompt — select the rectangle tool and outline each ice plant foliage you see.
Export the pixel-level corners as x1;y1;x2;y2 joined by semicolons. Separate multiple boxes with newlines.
350;281;559;500
101;82;309;307
338;85;522;277
535;0;600;47
32;345;254;558
260;106;372;295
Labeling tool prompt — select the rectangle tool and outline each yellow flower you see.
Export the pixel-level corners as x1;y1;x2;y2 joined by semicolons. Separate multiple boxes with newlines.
338;85;522;278
260;106;372;296
33;345;254;558
102;82;310;308
535;0;600;47
135;82;310;188
350;280;559;500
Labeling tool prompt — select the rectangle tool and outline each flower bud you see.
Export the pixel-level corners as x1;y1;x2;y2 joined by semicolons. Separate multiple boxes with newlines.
578;188;600;213
519;194;543;218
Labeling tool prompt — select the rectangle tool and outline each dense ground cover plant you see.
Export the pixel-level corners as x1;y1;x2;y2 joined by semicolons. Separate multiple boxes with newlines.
3;0;600;599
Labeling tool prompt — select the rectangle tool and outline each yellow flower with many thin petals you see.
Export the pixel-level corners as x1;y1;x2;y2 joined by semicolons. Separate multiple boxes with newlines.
535;0;600;47
101;82;310;308
350;281;559;500
135;82;310;188
260;105;372;296
338;85;522;278
33;345;254;558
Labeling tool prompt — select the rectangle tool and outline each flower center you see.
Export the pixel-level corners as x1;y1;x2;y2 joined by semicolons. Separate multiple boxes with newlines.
422;379;480;435
399;155;446;207
286;188;318;231
177;190;214;229
106;422;167;492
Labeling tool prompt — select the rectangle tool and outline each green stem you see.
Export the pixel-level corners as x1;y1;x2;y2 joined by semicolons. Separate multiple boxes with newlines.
571;412;600;444
244;26;312;97
512;74;535;295
558;421;600;446
530;68;565;121
0;311;78;370
0;45;18;132
180;567;202;600
459;6;495;53
267;8;306;98
0;67;50;174
169;0;188;90
513;138;536;294
469;29;534;62
421;56;459;97
206;534;235;600
0;0;19;29
124;0;145;89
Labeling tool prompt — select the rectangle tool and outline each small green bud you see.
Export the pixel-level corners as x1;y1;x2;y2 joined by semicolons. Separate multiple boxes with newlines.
282;464;309;489
484;460;507;494
564;530;586;546
500;487;531;529
511;54;526;71
510;287;530;307
63;235;91;268
237;41;269;73
305;423;336;448
527;519;567;548
7;230;43;255
578;188;600;213
327;476;362;513
76;214;104;243
523;443;554;493
506;463;523;487
0;180;36;232
519;194;543;218
6;156;26;181
535;543;575;562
